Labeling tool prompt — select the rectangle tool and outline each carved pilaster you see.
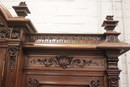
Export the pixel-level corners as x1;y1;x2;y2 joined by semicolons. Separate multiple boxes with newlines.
8;45;20;71
105;51;121;87
3;44;21;87
107;57;119;69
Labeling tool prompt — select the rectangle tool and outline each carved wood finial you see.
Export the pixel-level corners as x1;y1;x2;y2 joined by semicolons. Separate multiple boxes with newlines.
106;15;114;20
102;15;119;32
12;2;30;17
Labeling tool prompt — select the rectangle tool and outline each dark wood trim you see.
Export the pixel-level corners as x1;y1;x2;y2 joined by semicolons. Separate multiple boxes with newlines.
0;2;130;87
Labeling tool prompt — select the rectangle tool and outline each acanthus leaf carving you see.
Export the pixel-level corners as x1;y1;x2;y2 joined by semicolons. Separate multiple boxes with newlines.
28;56;103;69
55;56;73;69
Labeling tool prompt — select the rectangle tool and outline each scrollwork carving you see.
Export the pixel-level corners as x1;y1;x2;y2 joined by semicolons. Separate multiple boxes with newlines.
28;56;103;69
55;56;73;69
28;78;39;87
8;45;20;71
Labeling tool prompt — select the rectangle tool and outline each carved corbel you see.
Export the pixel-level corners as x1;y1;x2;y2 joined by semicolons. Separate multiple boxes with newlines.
105;51;121;87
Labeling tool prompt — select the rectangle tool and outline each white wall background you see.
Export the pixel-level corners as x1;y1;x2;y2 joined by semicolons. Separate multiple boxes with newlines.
0;0;130;87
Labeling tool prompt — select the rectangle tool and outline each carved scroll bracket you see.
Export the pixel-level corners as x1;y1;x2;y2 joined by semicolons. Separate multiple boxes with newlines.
8;45;20;71
105;51;121;87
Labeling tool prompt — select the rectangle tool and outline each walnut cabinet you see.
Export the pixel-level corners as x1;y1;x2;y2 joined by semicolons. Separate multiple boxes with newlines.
0;2;130;87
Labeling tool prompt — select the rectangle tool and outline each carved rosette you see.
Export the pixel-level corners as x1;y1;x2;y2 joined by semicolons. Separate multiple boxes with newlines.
28;78;39;87
8;45;20;71
90;80;100;87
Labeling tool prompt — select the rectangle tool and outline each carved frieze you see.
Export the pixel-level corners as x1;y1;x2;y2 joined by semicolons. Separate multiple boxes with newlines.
27;35;104;44
28;78;39;87
25;56;105;69
8;45;20;71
